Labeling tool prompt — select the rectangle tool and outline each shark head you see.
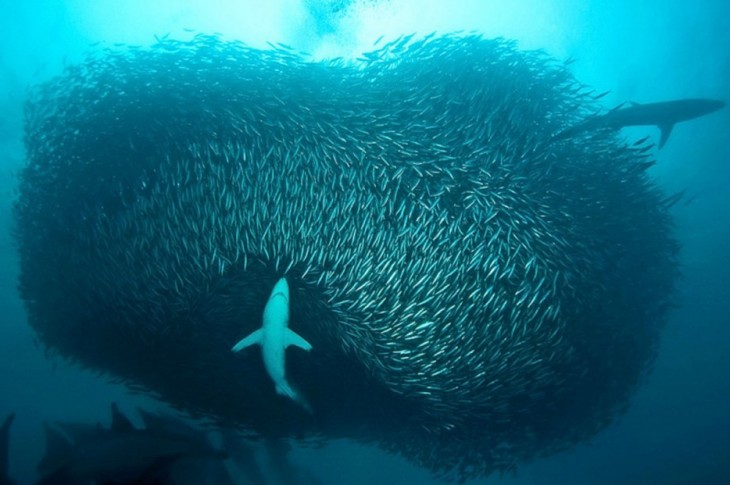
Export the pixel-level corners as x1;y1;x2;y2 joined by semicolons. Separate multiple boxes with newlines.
263;278;290;330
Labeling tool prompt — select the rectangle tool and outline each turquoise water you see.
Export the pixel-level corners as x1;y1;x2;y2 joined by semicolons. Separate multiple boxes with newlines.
1;1;728;483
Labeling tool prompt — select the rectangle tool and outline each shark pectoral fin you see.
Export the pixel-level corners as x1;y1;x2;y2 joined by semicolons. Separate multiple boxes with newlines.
232;328;263;352
658;123;674;149
284;329;312;351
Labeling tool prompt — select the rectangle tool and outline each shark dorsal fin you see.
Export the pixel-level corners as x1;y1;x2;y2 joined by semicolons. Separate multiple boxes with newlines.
658;123;675;149
111;403;135;433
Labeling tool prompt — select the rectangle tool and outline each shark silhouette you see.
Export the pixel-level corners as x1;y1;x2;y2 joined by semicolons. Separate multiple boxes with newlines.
37;404;227;484
556;98;725;148
232;277;313;412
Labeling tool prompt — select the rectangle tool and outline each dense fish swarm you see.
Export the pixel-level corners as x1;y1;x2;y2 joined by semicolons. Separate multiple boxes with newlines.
15;34;678;480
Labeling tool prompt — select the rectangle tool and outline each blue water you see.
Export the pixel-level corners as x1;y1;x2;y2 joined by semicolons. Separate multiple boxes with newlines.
1;1;728;483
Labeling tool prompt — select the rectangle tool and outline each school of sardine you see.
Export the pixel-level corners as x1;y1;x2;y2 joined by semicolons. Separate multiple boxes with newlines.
14;33;678;480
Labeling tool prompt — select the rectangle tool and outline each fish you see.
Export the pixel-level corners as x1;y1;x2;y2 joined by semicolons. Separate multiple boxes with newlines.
556;98;725;148
37;404;226;485
1;413;15;485
232;277;313;412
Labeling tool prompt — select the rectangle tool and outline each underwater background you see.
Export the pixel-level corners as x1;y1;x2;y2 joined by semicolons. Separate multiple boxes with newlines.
1;1;728;483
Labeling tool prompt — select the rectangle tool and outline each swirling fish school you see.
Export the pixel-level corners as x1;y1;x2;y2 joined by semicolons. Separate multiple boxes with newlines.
15;33;678;480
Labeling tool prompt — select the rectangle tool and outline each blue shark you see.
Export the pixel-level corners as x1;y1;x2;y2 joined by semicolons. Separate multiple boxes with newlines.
37;404;226;485
232;277;313;412
556;98;725;148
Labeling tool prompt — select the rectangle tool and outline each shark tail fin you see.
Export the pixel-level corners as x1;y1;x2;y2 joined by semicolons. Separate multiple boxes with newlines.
275;382;313;414
232;328;263;352
658;123;674;149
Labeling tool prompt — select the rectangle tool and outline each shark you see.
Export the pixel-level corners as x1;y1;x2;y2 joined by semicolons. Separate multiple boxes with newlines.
37;404;227;485
232;277;313;412
1;414;15;485
555;98;725;149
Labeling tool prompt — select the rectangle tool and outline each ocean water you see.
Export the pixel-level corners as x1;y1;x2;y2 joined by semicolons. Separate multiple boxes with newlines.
1;1;728;484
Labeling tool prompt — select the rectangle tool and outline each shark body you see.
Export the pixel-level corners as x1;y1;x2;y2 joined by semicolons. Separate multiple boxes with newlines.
232;278;312;412
37;404;227;485
557;98;725;148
